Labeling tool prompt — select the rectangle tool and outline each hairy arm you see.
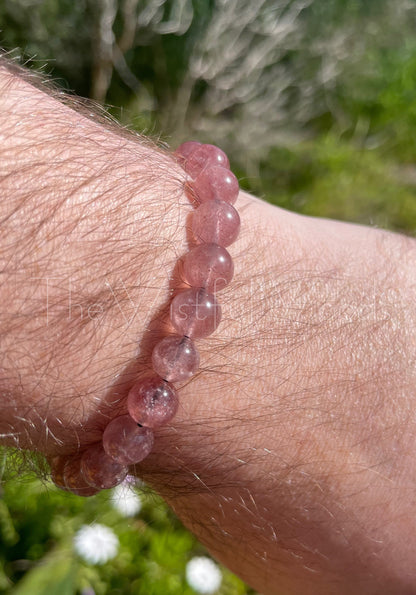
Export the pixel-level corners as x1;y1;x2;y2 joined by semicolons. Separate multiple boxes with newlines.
1;60;416;595
0;60;188;452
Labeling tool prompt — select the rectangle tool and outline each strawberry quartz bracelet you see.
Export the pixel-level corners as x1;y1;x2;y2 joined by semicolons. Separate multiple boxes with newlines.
50;142;240;496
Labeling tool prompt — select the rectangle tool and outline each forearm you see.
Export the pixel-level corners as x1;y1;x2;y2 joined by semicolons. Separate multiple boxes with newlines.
1;62;416;594
0;62;187;452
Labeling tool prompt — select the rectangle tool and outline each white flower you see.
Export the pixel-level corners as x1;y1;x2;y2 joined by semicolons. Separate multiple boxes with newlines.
110;481;142;517
73;523;119;565
186;556;222;594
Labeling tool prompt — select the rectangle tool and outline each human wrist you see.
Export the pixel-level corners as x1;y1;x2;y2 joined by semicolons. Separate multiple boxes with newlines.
140;205;416;593
3;58;416;594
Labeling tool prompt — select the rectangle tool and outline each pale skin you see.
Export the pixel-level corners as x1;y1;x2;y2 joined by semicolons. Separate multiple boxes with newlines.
1;61;416;595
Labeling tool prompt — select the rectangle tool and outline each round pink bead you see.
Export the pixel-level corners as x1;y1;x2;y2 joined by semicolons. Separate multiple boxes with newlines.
81;443;128;489
152;336;200;382
103;415;154;465
50;456;69;491
63;456;101;497
192;200;240;247
185;144;230;179
182;243;234;292
189;166;239;204
127;376;179;428
170;288;222;338
175;141;201;164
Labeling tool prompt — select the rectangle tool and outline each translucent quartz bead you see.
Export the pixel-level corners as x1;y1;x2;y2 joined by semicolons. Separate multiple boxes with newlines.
152;336;200;382
81;443;128;489
103;414;154;465
50;455;69;491
170;288;221;338
127;375;179;428
192;200;240;247
182;243;234;292
63;456;101;497
189;166;239;205
185;144;230;179
175;141;201;164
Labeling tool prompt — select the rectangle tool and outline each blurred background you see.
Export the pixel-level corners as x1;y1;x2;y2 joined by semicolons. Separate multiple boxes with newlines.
1;0;416;593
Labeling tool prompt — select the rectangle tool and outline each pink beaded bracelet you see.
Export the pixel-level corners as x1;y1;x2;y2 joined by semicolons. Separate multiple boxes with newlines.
50;142;240;496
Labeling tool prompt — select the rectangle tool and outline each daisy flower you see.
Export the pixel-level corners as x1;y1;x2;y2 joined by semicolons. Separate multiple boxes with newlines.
186;556;222;594
110;479;142;517
73;523;119;565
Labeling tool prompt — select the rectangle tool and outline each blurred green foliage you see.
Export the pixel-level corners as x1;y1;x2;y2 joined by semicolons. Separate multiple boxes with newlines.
1;0;416;593
239;136;416;234
0;475;251;594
